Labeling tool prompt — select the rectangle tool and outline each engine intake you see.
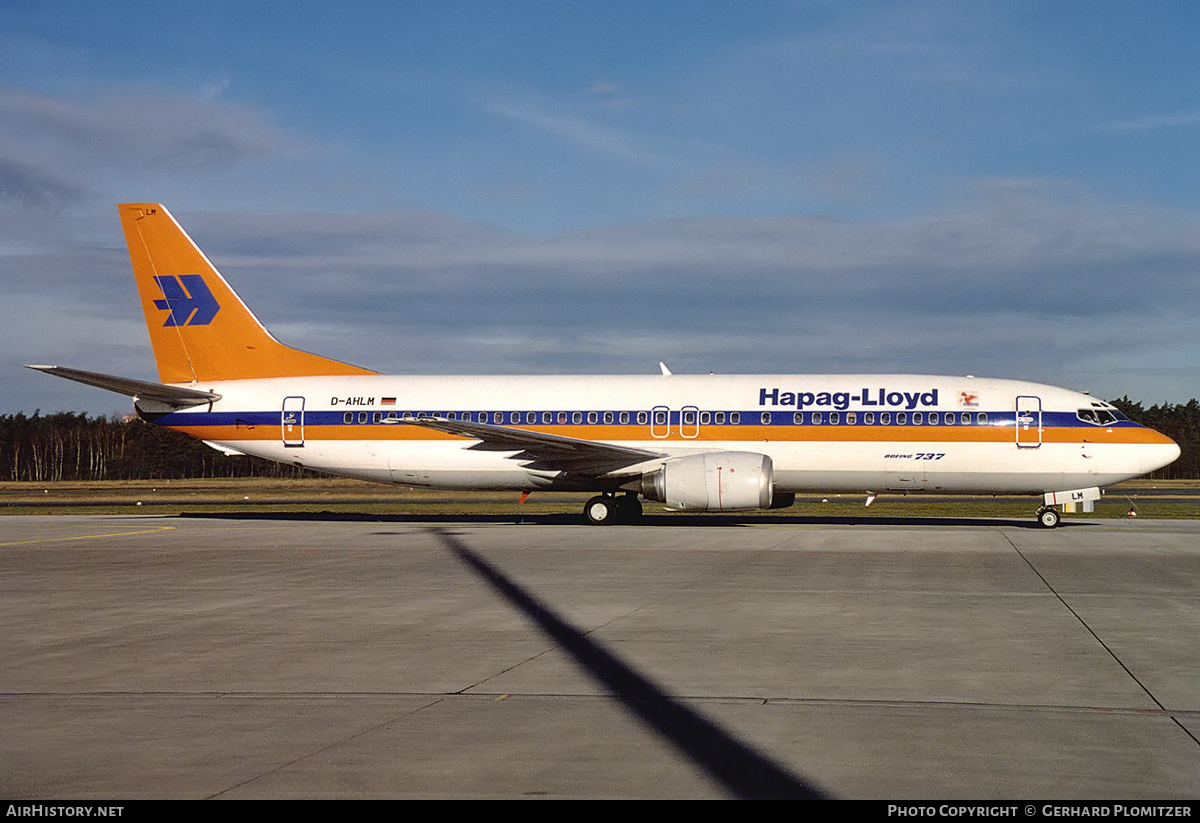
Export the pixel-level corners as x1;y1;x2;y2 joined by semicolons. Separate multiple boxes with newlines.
641;452;774;511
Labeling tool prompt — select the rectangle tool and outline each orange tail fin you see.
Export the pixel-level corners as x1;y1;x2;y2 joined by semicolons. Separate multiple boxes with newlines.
119;203;376;383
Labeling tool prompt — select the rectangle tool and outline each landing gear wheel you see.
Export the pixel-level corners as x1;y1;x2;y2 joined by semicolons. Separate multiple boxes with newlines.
616;494;643;524
1037;507;1061;529
584;495;618;525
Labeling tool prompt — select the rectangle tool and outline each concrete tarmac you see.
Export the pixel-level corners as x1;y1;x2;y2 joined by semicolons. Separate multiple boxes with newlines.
2;512;1199;799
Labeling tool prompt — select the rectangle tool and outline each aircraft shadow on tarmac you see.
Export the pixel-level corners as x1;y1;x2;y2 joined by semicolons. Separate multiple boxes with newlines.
165;510;835;796
428;526;829;800
163;510;1083;796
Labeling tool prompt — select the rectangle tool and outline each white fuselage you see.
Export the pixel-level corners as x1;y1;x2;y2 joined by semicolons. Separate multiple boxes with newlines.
143;373;1180;497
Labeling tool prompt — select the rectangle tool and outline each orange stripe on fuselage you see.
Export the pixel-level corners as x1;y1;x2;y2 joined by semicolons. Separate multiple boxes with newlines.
169;423;1173;446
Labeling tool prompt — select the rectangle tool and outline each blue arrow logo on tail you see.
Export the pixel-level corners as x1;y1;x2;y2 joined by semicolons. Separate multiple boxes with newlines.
153;274;221;326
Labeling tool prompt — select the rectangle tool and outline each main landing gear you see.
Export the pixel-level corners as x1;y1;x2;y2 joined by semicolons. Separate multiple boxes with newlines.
1036;506;1061;529
583;493;642;525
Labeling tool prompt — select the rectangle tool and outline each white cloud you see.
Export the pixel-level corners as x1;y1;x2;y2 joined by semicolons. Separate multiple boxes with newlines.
1101;111;1200;132
480;88;661;165
0;86;307;214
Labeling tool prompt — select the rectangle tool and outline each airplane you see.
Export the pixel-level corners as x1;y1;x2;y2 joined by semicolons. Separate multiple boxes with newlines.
29;203;1180;527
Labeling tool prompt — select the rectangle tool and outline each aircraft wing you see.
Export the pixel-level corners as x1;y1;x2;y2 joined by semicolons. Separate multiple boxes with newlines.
25;365;221;407
395;416;665;476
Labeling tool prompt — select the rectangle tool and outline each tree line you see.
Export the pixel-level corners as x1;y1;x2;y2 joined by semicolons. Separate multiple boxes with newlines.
0;399;1197;482
0;412;312;482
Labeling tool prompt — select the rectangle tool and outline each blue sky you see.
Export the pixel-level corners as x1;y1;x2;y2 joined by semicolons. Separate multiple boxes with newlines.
2;1;1198;416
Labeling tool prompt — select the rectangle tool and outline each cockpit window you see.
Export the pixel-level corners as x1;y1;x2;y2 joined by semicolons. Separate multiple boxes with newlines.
1078;408;1119;425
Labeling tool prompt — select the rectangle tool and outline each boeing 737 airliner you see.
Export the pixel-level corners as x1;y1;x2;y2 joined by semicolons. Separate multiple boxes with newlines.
29;204;1180;526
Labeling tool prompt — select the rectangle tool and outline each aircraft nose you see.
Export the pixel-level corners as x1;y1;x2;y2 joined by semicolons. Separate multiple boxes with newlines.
1145;432;1181;474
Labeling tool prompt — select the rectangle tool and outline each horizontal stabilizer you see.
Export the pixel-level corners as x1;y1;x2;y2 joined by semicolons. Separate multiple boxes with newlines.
202;440;248;456
25;365;221;407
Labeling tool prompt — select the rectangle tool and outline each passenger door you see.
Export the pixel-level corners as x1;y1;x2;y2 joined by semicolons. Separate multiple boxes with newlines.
1015;395;1042;448
282;396;305;448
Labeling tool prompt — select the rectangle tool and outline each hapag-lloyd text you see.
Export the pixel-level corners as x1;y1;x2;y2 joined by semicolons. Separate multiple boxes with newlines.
760;387;939;411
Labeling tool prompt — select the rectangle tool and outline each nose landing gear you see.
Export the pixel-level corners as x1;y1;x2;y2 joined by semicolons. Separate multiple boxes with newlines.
1036;506;1061;528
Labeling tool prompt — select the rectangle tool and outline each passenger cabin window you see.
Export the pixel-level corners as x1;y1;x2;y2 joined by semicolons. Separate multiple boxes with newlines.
619;411;630;424
896;412;907;425
846;412;856;425
714;411;725;424
881;412;891;425
700;411;711;425
912;412;922;425
587;412;598;424
811;412;822;425
793;412;803;425
344;412;353;424
864;412;875;425
637;411;648;425
760;412;771;425
572;412;583;424
603;411;614;424
977;412;987;424
730;412;740;424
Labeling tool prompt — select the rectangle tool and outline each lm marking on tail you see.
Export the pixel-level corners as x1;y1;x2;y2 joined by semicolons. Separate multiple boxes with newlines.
29;204;1180;526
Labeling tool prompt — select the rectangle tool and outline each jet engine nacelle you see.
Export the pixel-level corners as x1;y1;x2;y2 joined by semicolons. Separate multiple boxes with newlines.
641;451;774;511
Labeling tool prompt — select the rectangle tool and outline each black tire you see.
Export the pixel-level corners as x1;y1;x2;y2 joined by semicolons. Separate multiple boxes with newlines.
1038;507;1061;528
616;494;643;523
